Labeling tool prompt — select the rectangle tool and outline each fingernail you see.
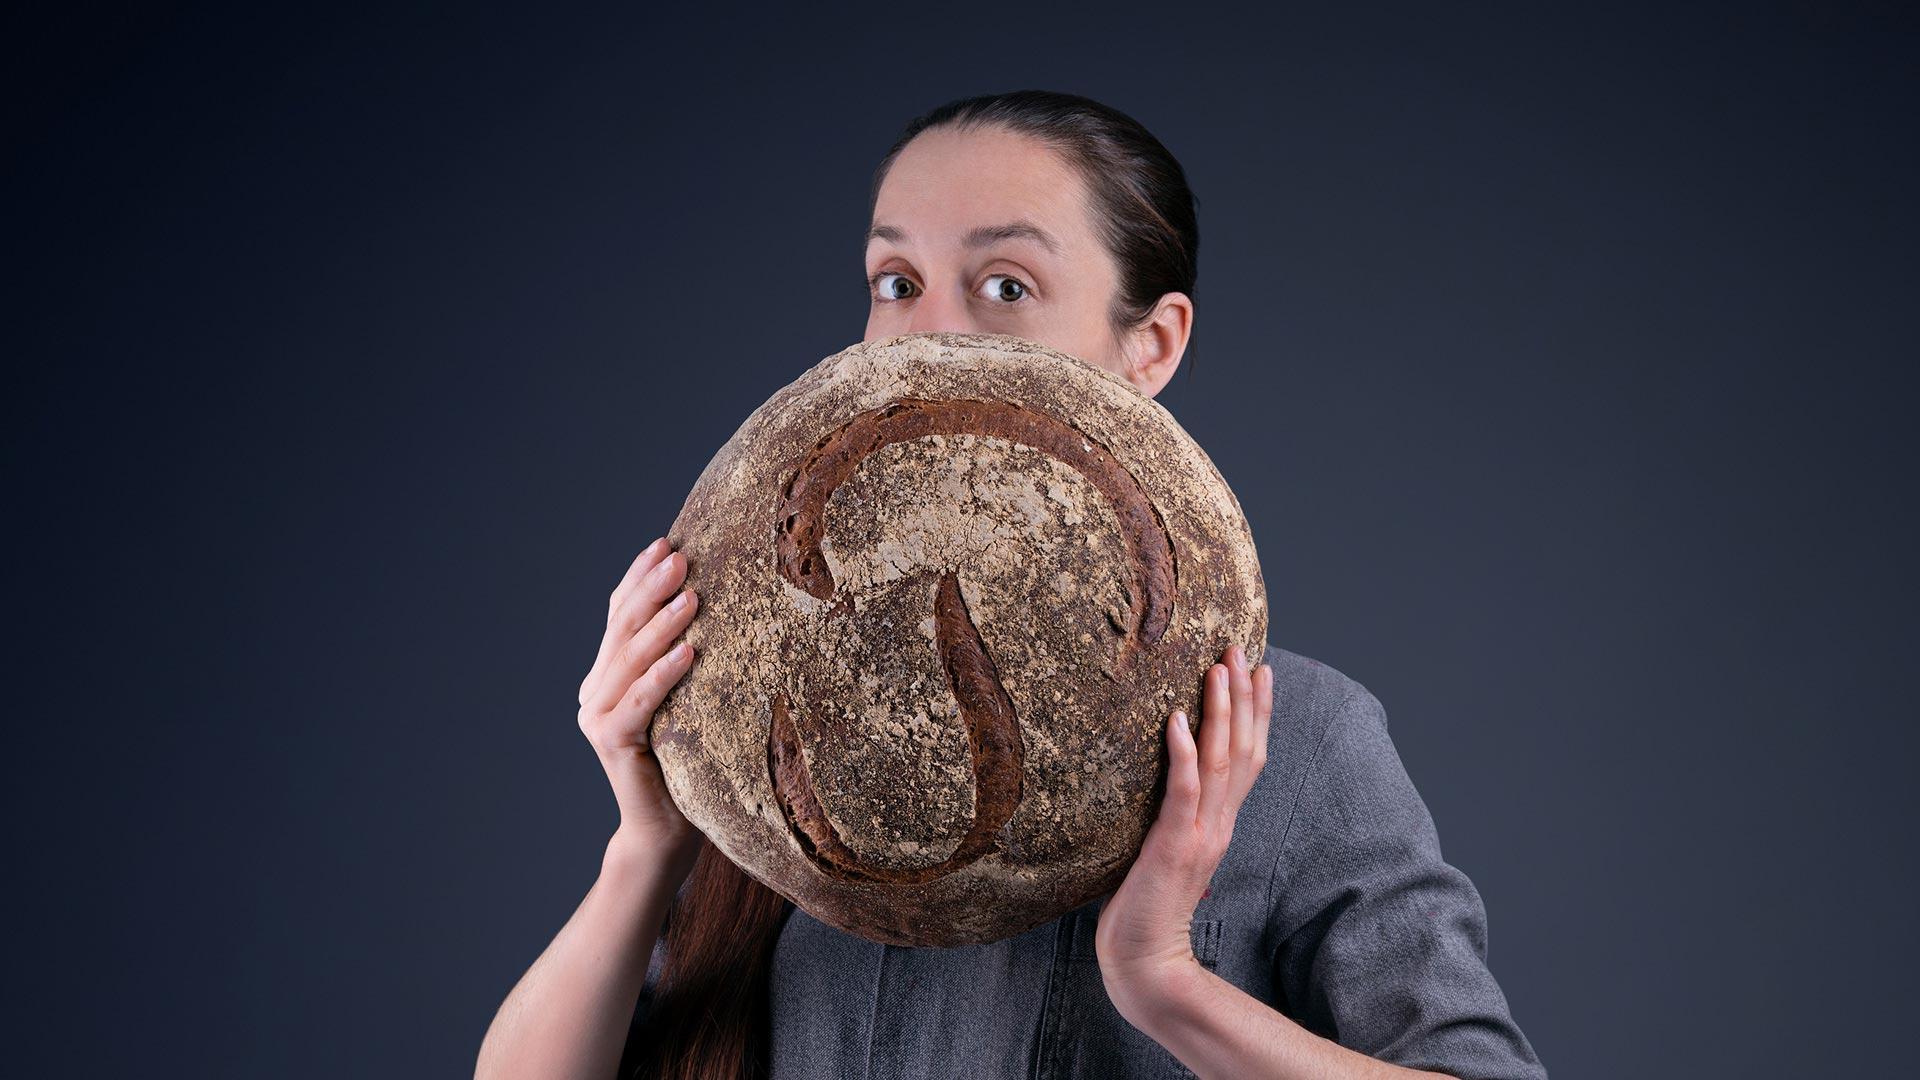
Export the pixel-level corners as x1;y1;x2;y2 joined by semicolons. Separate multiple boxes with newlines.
645;536;666;557
671;641;690;660
671;590;691;611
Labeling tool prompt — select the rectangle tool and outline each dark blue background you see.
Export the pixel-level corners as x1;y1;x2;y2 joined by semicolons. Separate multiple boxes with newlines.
9;3;1915;1076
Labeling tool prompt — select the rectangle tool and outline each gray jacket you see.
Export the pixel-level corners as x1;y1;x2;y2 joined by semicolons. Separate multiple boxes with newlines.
629;644;1547;1079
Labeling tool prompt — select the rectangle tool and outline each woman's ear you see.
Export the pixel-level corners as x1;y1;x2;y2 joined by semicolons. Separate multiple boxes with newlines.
1121;292;1193;398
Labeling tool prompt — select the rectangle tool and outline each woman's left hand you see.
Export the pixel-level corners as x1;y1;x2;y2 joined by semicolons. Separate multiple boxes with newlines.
1095;644;1273;1015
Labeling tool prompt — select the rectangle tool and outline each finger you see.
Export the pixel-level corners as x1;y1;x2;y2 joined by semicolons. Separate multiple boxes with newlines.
1251;663;1273;775
581;594;699;756
580;538;673;703
1228;645;1257;795
588;569;696;717
609;536;673;615
1162;709;1201;823
584;550;688;708
1195;659;1234;825
597;639;699;752
583;538;675;687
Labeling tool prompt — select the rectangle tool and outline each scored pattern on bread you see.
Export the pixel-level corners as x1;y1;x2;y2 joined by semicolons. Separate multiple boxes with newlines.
767;568;1024;883
765;396;1177;884
774;397;1175;651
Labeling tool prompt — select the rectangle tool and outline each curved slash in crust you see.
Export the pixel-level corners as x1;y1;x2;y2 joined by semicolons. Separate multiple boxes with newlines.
768;568;1025;884
774;397;1173;648
765;396;1177;884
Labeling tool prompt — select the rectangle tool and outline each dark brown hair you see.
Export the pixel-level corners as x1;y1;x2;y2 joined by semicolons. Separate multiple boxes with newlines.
622;88;1202;1080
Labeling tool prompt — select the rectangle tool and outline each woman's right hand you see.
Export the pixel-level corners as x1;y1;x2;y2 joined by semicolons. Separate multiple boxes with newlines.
474;539;704;1080
576;534;705;875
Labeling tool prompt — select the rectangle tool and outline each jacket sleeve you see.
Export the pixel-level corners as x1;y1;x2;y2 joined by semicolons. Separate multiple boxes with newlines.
1267;687;1548;1080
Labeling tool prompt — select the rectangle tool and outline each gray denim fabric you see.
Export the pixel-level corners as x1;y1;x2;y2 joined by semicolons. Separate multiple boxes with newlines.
629;644;1547;1079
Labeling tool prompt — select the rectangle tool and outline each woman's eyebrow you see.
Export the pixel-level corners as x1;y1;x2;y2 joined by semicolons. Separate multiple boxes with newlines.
865;219;1061;256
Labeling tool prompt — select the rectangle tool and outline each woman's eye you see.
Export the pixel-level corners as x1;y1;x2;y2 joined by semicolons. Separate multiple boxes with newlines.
869;271;916;301
981;274;1029;303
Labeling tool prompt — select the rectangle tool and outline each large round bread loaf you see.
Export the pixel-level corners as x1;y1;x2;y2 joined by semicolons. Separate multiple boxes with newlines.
651;330;1266;947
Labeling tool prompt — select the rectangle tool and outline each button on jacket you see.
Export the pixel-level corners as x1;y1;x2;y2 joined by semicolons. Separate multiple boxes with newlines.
628;644;1548;1079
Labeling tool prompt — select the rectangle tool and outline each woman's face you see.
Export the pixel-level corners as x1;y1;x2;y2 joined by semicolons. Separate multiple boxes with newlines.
863;125;1191;398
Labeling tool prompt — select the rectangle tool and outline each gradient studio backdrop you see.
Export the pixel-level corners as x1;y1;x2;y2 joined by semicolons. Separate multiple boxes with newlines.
8;4;1915;1077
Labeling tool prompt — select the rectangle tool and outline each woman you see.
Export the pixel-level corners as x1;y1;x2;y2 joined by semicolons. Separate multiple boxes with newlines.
476;90;1547;1080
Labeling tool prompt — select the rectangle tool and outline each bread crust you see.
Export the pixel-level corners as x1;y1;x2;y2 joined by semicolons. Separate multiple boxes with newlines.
651;331;1266;946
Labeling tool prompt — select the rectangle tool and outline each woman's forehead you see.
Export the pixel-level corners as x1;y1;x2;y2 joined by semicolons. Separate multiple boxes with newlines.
871;128;1094;254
